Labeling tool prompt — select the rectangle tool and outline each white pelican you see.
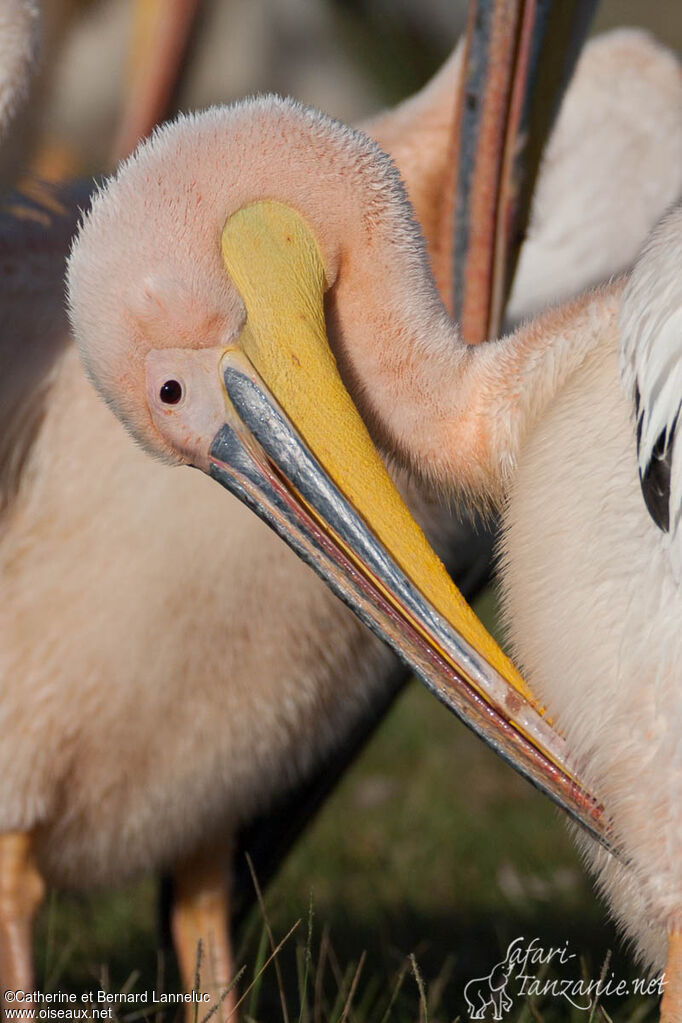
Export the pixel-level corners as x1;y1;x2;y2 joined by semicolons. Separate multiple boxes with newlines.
67;87;682;1019
0;30;518;1014
1;76;454;1018
4;1;681;1014
0;0;39;188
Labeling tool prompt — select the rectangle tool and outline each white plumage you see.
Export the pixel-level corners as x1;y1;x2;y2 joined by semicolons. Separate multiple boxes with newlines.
508;31;682;325
499;206;682;979
0;0;37;140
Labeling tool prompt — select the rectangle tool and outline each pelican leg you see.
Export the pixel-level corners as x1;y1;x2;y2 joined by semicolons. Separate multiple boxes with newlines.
170;843;237;1022
0;831;45;1018
660;932;682;1023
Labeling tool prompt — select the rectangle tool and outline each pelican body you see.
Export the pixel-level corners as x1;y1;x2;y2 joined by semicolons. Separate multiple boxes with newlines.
497;204;682;987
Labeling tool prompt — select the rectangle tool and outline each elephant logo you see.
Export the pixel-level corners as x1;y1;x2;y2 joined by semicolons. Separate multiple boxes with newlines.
463;955;515;1020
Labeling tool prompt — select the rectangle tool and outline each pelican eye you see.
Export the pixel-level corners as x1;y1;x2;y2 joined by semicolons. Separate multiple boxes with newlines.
159;379;183;405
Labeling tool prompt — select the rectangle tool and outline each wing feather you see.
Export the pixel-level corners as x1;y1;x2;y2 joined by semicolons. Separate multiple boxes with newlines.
620;203;682;547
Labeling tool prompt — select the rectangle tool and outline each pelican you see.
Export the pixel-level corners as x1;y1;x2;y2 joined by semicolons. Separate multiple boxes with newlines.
5;5;682;1016
0;27;527;1014
68;84;682;1019
1;78;453;1020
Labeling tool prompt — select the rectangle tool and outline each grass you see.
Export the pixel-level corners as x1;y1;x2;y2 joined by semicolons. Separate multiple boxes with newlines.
32;589;660;1021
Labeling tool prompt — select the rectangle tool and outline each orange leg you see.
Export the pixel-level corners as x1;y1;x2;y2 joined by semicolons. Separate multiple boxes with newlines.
171;844;237;1022
661;932;682;1023
0;832;45;1020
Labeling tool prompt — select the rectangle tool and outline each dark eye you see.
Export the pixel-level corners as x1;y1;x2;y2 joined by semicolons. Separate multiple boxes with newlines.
159;379;183;405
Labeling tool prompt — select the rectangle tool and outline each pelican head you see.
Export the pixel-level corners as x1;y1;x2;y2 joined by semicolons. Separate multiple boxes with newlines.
68;96;608;844
70;98;435;464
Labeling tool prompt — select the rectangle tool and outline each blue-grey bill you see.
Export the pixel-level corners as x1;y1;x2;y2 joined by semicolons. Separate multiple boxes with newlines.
204;349;611;851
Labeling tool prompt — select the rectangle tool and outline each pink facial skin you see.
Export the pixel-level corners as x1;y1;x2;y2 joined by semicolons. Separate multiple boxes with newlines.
145;347;229;471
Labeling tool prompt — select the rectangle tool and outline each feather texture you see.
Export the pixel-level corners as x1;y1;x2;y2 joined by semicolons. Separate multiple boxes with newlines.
620;204;682;565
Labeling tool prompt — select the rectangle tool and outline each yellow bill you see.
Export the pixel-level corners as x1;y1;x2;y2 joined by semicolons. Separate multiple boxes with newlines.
196;200;610;847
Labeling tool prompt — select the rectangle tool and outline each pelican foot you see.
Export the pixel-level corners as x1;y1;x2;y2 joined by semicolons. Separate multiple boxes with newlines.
0;831;45;1020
